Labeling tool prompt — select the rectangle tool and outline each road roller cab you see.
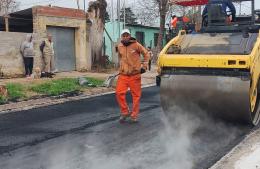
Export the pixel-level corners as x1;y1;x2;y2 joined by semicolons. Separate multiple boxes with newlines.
158;0;260;125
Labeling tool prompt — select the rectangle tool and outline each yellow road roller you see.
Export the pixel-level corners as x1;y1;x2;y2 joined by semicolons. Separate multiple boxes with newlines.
158;0;260;125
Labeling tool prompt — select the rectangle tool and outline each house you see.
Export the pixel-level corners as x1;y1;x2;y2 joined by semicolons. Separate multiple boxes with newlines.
104;21;166;64
0;6;91;77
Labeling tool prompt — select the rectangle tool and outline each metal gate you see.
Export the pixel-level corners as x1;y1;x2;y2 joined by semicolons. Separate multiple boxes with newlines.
47;26;76;72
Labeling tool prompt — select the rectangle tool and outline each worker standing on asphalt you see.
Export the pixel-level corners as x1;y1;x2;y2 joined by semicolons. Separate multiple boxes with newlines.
116;29;149;123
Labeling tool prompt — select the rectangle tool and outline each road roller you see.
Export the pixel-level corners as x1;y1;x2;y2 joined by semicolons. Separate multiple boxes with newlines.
158;0;260;125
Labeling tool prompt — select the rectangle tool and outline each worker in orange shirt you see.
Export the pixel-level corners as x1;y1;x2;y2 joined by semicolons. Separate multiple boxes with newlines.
171;15;178;29
182;16;190;23
116;29;149;123
171;15;190;29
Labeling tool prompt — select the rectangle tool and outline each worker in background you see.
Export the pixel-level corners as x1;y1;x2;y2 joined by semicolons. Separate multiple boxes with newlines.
40;33;57;78
116;29;149;123
171;15;178;29
202;0;236;22
20;34;35;78
171;15;190;31
147;47;153;71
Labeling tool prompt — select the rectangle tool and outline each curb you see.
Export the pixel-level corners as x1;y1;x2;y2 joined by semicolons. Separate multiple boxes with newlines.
0;84;156;115
209;127;260;169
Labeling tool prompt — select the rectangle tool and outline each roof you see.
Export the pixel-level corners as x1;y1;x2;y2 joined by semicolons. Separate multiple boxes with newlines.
125;23;160;30
9;8;32;18
34;6;86;19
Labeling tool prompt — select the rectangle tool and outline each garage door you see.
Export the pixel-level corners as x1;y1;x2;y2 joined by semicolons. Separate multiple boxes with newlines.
47;26;76;72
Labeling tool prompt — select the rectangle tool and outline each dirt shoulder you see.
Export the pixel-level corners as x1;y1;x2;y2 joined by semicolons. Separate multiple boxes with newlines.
0;66;157;114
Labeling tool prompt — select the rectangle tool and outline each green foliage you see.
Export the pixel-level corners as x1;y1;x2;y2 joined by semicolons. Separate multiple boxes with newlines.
0;95;7;104
105;11;110;22
6;83;25;101
85;77;104;87
0;77;104;105
120;7;138;24
31;78;80;96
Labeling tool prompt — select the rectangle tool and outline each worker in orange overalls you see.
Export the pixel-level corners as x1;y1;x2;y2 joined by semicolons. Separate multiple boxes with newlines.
116;29;149;123
171;15;190;30
171;15;178;29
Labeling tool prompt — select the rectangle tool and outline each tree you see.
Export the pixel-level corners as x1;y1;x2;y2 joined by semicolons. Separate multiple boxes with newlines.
88;0;107;69
0;0;19;16
136;0;159;26
105;10;110;22
136;0;169;54
119;7;138;24
155;0;169;55
137;0;201;59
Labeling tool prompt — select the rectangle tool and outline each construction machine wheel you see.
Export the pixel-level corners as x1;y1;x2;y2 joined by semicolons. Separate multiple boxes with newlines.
250;82;260;125
160;75;260;126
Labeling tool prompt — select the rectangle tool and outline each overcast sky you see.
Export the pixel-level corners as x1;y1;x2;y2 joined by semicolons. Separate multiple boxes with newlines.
17;0;260;11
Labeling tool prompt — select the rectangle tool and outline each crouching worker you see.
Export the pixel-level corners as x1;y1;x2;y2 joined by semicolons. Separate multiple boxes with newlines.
116;29;149;123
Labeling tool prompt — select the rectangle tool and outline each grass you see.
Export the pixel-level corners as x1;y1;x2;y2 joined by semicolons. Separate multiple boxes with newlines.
0;95;7;104
31;78;80;96
85;77;104;87
6;83;26;101
0;77;105;104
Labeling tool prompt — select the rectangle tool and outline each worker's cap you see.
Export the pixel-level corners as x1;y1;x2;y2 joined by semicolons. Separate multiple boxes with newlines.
121;29;131;36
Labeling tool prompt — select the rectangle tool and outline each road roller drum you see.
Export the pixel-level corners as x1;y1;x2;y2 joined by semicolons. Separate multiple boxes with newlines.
157;0;260;125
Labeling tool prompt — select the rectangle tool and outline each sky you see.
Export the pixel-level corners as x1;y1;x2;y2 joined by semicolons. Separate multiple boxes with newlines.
17;0;260;11
18;0;134;10
18;0;86;10
16;0;260;27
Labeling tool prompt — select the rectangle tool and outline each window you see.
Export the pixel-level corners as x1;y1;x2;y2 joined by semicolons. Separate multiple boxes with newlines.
135;31;145;46
154;33;159;47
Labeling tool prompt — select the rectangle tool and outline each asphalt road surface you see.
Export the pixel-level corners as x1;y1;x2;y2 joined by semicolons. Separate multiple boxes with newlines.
0;87;255;169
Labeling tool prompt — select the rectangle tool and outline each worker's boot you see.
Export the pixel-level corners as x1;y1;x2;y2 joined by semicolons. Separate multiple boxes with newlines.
129;117;138;123
119;114;130;123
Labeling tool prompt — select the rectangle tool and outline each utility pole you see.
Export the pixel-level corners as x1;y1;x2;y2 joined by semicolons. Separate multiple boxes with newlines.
76;0;80;10
123;0;126;28
111;0;115;38
4;15;9;32
84;0;86;12
239;2;241;15
117;0;120;39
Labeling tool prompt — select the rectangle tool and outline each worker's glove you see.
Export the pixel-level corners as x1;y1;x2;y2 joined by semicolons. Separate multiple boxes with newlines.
140;68;146;74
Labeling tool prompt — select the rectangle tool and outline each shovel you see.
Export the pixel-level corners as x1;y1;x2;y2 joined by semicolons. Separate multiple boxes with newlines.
103;73;119;88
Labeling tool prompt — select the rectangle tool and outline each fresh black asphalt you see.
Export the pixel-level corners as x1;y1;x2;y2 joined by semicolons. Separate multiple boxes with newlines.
0;87;255;169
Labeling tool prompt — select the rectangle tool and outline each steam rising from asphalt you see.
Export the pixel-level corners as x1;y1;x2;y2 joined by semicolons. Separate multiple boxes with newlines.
40;104;240;169
1;101;243;169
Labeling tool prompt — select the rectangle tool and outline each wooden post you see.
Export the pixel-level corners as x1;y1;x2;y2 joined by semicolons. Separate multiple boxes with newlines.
4;16;9;32
195;6;202;32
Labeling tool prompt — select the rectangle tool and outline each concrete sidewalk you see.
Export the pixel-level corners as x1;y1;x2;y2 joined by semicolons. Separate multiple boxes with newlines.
210;126;260;169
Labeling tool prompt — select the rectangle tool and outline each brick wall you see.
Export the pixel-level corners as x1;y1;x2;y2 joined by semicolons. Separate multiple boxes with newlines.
0;32;28;78
35;6;86;19
0;6;91;78
33;6;91;71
